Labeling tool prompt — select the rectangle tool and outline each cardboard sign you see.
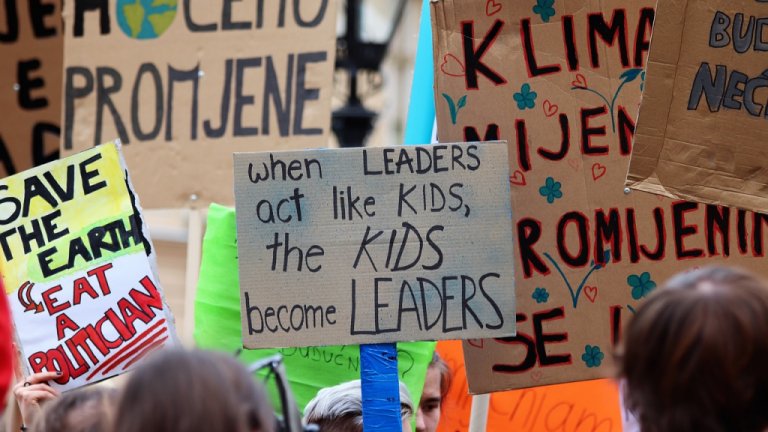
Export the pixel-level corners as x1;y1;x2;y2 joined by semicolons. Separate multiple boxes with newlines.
1;143;177;391
61;0;336;208
0;0;62;177
233;142;516;348
432;0;768;393
627;0;768;213
435;340;622;432
194;203;436;411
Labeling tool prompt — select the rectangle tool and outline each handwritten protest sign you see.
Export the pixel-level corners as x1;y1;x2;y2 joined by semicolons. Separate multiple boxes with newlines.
194;203;435;411
61;0;336;208
627;0;768;213
0;0;62;177
435;340;622;432
432;0;768;393
233;142;516;348
1;142;177;391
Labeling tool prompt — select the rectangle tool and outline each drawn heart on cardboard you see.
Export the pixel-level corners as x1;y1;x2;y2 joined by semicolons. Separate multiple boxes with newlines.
440;54;465;77
510;170;527;186
567;158;580;171
572;73;588;88
530;370;543;382
592;163;607;181
584;286;598;303
485;0;502;16
543;99;559;117
467;339;485;349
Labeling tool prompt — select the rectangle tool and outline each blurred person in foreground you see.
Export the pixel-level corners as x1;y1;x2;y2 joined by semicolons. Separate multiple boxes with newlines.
303;379;414;431
13;369;118;432
113;349;274;432
30;386;118;432
416;353;451;432
618;266;768;432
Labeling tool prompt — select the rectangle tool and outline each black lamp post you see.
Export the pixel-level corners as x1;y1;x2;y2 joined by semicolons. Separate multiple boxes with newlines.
332;0;407;148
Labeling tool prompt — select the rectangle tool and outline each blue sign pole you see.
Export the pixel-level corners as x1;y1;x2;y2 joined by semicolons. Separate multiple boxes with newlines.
360;1;436;430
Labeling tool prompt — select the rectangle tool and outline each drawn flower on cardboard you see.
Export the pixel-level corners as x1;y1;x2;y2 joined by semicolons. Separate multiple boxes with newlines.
532;287;550;304
533;0;556;23
539;177;563;204
582;345;605;368
628;272;657;300
513;83;538;110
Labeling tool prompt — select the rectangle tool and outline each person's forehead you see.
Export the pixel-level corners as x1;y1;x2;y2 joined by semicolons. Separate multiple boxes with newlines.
422;367;442;396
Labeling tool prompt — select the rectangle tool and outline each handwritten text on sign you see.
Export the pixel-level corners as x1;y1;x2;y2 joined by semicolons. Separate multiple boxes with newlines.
62;0;336;207
627;0;768;213
1;143;176;391
234;142;516;348
0;0;62;177
435;0;768;394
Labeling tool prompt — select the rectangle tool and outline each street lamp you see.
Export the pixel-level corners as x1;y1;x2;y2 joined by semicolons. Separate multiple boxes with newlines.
332;0;407;147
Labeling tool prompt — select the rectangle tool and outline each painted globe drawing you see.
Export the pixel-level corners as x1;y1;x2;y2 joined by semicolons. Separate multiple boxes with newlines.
117;0;178;40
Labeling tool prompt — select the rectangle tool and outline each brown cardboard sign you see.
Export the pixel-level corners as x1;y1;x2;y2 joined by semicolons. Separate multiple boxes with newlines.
61;0;336;208
627;0;768;213
233;142;516;348
433;0;768;393
0;0;62;177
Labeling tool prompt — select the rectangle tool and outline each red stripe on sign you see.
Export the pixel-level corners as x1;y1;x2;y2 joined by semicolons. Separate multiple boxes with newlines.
100;328;167;377
86;319;166;380
121;337;168;371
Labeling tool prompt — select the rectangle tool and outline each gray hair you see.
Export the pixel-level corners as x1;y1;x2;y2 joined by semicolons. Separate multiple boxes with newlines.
303;380;413;430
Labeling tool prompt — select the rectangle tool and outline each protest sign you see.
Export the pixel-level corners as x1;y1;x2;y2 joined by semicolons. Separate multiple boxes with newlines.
61;0;336;208
432;0;768;393
627;0;768;213
1;142;177;391
435;340;621;432
0;0;62;177
194;203;435;411
233;142;516;348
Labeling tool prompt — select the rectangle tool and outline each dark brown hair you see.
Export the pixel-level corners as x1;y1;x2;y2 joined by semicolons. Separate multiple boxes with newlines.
211;352;276;432
619;266;768;432
113;349;250;432
31;386;118;432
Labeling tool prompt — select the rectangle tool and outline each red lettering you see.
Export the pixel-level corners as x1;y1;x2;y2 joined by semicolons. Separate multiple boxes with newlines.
42;285;71;315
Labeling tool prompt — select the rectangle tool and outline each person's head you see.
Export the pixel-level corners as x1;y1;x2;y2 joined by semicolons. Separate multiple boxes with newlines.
113;349;250;432
618;266;768;432
31;386;118;432
303;379;414;432
211;352;276;432
416;353;451;432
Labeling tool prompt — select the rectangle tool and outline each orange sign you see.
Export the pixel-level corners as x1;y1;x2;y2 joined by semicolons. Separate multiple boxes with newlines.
436;341;622;432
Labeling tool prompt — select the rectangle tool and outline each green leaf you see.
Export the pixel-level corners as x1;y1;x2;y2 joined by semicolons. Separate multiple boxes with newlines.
620;68;643;83
457;95;467;109
442;93;458;124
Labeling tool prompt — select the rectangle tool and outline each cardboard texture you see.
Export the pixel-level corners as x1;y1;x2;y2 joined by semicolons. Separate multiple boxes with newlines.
1;142;177;391
627;0;768;213
432;0;768;393
0;0;62;177
61;0;336;208
195;204;435;412
435;340;622;432
233;142;516;348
